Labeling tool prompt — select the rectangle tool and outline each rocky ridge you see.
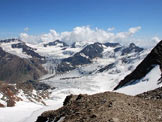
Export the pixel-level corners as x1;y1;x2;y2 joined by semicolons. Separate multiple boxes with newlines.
36;89;162;122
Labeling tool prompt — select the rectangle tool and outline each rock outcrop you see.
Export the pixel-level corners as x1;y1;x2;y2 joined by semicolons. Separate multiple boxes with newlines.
44;40;68;47
36;91;162;122
0;81;51;107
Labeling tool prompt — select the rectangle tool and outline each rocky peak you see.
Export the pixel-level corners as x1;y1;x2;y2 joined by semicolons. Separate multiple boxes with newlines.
44;40;68;47
121;43;143;55
57;42;104;73
129;43;136;48
79;42;103;59
11;42;44;59
104;42;120;47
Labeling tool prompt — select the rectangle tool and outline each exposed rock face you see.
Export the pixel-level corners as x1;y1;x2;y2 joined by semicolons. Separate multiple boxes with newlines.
113;43;143;55
0;38;21;43
98;63;115;72
36;91;162;122
0;81;21;107
0;81;51;107
57;42;104;73
104;42;120;47
79;42;104;59
44;40;68;47
23;80;51;91
121;43;143;55
114;41;162;90
0;47;47;83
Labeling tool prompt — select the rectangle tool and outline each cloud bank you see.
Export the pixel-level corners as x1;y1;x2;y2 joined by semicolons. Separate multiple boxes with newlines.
19;26;142;45
19;26;160;48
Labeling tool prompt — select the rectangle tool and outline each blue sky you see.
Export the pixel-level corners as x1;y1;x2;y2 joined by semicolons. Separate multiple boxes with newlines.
0;0;162;39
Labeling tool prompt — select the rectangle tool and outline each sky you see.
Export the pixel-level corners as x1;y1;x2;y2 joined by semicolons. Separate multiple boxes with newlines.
0;0;162;47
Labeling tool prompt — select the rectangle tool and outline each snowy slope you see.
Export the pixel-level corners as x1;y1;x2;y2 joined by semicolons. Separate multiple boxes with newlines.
0;40;32;58
117;65;162;95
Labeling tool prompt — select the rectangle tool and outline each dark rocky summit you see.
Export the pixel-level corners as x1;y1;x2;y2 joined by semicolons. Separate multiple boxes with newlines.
36;91;162;122
44;40;68;47
104;42;120;47
11;42;44;59
113;43;143;55
114;40;162;90
121;43;144;55
57;42;104;73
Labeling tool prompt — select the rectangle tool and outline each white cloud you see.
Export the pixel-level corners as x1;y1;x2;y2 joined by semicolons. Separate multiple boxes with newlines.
116;26;141;39
41;29;60;42
19;33;41;44
152;36;160;43
19;26;142;45
24;27;29;32
129;26;141;34
107;27;115;31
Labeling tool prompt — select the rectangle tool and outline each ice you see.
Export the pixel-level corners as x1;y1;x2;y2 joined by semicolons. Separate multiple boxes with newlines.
1;41;32;58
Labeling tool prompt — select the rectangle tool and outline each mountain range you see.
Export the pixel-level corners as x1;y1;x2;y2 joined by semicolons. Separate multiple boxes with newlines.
0;38;162;122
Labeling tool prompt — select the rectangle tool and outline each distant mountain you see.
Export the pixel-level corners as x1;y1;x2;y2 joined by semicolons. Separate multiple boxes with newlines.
114;40;162;90
57;42;104;72
114;43;144;55
11;42;44;59
44;40;68;47
104;42;120;47
0;38;21;43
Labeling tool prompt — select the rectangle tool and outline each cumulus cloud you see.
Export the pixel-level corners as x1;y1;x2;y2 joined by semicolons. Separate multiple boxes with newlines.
129;26;141;34
116;26;141;39
41;29;60;42
19;26;142;45
19;33;41;44
107;27;115;31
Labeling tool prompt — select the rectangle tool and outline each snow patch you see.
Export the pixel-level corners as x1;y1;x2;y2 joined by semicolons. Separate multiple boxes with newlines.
117;65;162;95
